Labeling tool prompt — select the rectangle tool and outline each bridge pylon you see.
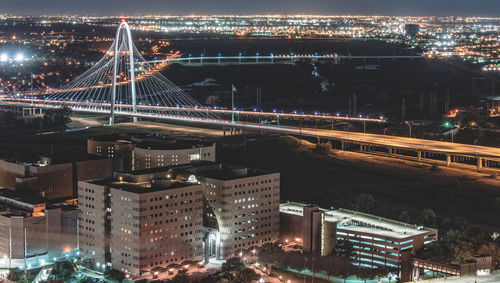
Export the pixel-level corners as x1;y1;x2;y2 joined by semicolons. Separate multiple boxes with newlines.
42;20;216;124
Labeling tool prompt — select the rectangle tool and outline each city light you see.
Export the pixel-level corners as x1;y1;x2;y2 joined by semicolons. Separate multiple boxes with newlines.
0;53;7;62
14;53;24;62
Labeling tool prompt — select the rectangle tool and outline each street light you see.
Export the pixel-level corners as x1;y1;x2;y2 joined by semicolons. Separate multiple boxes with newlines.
0;53;8;62
14;53;24;62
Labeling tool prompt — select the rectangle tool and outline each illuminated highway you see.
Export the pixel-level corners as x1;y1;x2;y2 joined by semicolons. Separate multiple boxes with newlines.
0;98;386;123
1;99;500;162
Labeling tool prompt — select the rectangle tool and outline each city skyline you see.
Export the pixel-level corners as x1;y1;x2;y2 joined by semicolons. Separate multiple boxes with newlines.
3;0;500;16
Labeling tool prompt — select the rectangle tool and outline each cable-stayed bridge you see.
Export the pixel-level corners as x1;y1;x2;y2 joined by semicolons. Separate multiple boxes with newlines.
1;21;500;169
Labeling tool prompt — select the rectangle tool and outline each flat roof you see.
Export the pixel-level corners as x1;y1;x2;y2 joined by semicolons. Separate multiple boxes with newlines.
196;165;275;181
280;202;436;239
1;153;104;166
89;178;197;194
135;140;214;151
89;134;214;150
0;188;45;206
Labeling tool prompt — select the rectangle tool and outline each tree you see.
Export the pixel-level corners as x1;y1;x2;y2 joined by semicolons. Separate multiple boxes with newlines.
314;141;332;153
419;208;436;227
258;242;284;273
2;111;17;128
221;257;245;279
317;255;351;281
283;251;308;281
205;95;220;106
53;260;76;281
104;268;125;283
7;268;23;281
75;256;93;268
355;193;376;212
170;269;190;283
398;210;410;222
76;275;96;283
232;267;260;283
334;238;357;259
43;106;72;129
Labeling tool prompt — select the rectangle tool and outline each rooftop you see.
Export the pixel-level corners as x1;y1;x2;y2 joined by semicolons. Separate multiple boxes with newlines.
89;134;213;150
89;178;198;194
197;166;273;181
280;202;436;239
135;139;214;151
1;153;105;167
0;188;45;206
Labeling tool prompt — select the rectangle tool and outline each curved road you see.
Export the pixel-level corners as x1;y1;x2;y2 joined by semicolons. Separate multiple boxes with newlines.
1;99;500;160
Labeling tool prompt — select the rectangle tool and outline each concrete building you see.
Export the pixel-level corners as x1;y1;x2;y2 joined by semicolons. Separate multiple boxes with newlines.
0;156;112;199
280;202;438;270
87;137;134;171
0;105;43;116
0;189;78;269
87;136;216;171
172;162;280;260
77;161;280;276
78;170;204;276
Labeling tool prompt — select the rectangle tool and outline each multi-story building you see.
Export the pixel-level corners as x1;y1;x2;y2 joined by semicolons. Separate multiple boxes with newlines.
172;162;280;260
87;135;216;171
280;202;438;270
78;170;204;276
0;189;78;269
0;155;112;199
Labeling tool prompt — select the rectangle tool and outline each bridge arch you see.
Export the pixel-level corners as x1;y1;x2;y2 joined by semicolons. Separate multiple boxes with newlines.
110;21;137;125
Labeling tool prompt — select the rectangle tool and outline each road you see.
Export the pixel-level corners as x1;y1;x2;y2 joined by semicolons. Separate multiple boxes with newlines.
2;99;500;160
438;271;500;283
236;123;500;160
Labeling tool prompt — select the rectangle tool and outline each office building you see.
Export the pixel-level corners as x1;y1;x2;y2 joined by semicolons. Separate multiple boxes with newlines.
0;156;112;199
172;162;280;260
87;135;216;171
78;170;204;276
280;202;438;270
0;189;78;269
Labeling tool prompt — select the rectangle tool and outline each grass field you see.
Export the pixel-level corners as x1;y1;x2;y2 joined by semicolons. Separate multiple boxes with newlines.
217;135;500;232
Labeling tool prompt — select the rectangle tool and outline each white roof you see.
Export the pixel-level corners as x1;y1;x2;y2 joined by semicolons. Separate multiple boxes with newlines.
280;202;436;240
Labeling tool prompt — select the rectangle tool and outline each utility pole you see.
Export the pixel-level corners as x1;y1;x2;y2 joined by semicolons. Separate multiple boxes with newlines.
352;92;357;116
30;73;34;105
401;97;406;121
231;85;236;123
348;98;352;117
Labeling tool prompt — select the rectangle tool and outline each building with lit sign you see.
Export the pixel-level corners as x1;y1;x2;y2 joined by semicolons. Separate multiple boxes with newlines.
280;202;438;270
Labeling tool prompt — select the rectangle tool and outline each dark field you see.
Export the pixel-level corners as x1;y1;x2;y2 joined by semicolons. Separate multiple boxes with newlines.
218;135;500;232
160;38;491;120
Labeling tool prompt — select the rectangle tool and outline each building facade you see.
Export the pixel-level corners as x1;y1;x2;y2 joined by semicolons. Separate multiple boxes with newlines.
173;163;280;260
0;157;112;199
87;136;216;171
280;203;438;270
0;189;78;269
78;171;204;276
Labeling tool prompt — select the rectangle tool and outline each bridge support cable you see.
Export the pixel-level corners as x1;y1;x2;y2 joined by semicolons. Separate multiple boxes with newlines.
40;21;218;124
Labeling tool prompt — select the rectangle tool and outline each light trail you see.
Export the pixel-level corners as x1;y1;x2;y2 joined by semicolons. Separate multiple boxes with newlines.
1;99;500;160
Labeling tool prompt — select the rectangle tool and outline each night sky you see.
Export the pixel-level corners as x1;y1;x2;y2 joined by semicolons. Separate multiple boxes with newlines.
1;0;500;16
